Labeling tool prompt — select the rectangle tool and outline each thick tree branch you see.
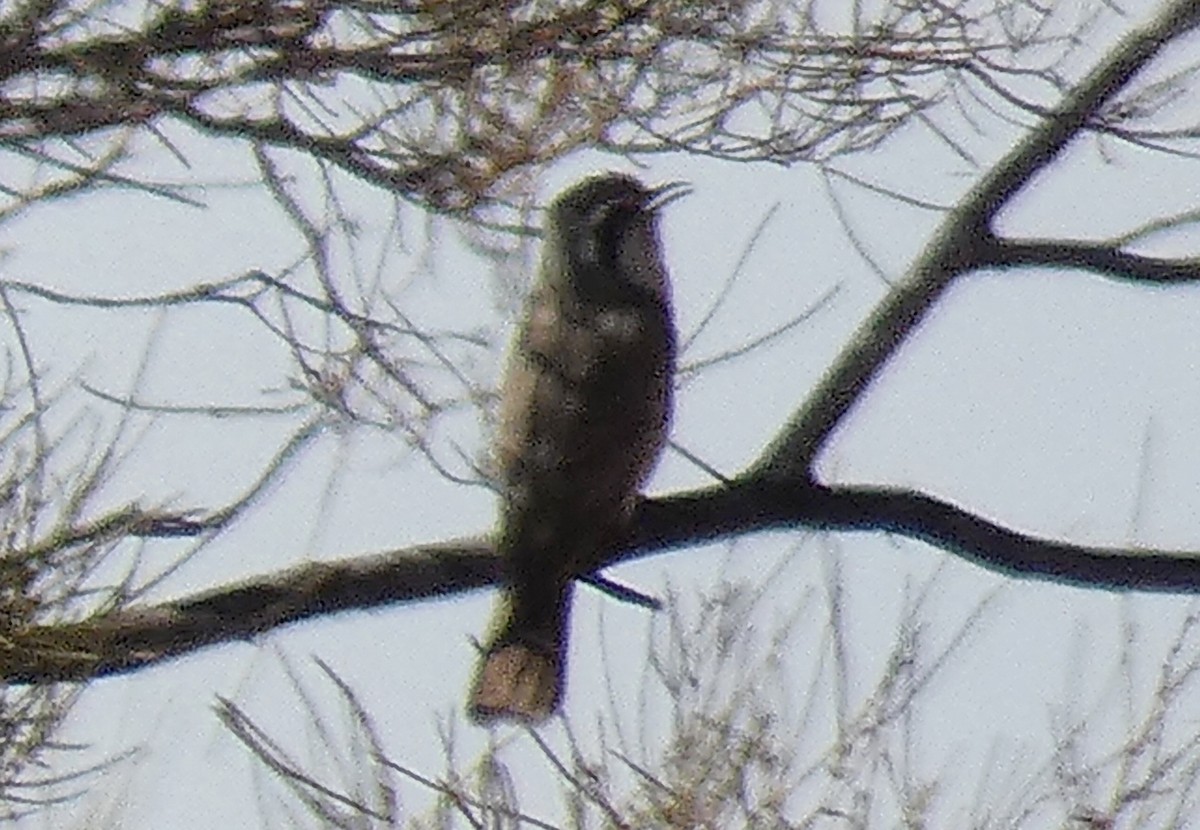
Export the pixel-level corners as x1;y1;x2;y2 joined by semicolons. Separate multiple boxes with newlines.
0;539;498;684
629;480;1200;594
8;476;1200;684
753;1;1200;480
968;2;1200;228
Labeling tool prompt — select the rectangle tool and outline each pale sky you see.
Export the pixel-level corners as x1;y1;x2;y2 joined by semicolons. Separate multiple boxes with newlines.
6;3;1200;827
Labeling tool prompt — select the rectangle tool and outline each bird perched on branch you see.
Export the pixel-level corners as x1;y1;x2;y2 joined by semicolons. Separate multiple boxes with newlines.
469;172;686;723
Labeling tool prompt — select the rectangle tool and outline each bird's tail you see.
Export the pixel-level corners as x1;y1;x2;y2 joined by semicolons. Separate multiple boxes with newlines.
469;582;572;724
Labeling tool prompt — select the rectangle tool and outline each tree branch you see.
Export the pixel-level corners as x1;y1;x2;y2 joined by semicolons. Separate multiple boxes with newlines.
752;0;1200;480
0;538;498;684
8;476;1200;684
630;480;1200;594
983;238;1200;284
0;1;1065;215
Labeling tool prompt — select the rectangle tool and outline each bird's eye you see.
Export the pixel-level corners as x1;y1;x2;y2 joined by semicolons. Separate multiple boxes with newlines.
588;201;616;232
586;202;624;264
571;202;613;268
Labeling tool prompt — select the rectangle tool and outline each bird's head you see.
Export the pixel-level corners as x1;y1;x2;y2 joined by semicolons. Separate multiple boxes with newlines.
544;172;688;301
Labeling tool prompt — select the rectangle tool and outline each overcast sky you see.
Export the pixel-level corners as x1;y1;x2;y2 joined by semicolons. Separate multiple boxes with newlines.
6;3;1200;827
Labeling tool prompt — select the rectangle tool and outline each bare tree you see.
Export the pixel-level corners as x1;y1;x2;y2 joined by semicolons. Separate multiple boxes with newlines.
3;0;1200;824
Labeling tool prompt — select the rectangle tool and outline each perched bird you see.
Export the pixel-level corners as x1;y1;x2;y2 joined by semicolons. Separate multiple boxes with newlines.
469;173;685;723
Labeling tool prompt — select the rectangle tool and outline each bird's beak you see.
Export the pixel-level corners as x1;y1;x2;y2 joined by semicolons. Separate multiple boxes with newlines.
646;180;692;212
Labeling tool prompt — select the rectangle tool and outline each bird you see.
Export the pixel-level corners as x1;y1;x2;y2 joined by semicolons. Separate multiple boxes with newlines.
468;172;686;724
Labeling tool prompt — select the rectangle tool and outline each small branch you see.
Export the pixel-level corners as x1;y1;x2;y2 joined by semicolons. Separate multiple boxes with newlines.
16;506;217;562
983;238;1200;284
